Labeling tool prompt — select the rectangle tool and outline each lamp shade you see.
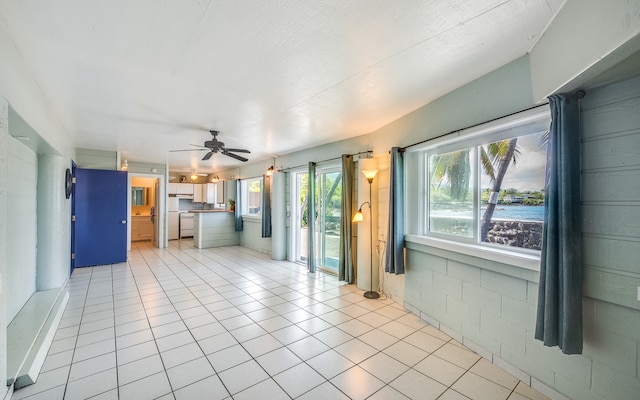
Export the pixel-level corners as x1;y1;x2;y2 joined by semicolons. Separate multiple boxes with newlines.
360;157;378;182
352;210;364;222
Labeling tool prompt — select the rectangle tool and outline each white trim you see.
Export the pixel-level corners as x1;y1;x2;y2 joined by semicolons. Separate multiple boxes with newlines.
405;234;540;271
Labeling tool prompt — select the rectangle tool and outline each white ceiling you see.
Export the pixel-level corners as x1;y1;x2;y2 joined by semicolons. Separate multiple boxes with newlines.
0;0;565;173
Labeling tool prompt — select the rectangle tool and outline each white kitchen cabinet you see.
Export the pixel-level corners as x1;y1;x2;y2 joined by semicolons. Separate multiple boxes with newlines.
177;183;194;195
204;183;216;204
193;184;204;203
204;183;225;204
216;182;225;204
168;183;194;195
168;183;180;195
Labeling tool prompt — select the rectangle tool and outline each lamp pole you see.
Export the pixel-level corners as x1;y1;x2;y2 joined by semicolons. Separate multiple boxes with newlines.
363;176;379;299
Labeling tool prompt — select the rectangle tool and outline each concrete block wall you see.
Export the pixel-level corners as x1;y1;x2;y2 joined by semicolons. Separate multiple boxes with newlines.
6;134;37;322
240;217;272;255
402;75;640;400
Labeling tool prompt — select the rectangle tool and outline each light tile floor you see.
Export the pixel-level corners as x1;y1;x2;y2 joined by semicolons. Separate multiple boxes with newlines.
12;242;550;400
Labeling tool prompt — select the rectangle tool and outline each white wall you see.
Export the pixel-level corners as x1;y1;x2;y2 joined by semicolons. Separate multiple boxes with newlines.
530;0;640;100
0;99;9;395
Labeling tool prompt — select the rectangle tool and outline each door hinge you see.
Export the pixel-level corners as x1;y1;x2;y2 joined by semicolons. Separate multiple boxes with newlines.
71;253;75;260
71;215;76;222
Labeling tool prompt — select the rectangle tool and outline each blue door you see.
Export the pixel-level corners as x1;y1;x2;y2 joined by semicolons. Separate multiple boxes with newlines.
74;168;128;267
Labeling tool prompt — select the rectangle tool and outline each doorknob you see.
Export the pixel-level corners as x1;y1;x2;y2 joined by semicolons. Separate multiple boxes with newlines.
121;220;127;224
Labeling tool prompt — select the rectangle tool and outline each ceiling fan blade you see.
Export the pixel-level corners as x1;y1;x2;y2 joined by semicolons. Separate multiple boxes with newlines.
202;151;214;161
223;151;248;162
170;148;208;152
224;148;250;153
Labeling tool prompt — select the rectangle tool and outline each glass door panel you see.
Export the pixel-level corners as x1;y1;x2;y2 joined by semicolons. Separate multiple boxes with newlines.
294;172;309;263
318;170;341;272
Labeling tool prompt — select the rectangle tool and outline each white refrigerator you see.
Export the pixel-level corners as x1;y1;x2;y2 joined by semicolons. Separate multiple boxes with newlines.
168;197;179;240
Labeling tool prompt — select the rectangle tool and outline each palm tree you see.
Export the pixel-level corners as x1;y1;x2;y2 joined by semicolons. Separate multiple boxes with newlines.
480;138;519;240
431;148;471;201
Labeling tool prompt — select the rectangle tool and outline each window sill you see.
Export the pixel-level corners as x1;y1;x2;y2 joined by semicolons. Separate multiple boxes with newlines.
404;234;540;279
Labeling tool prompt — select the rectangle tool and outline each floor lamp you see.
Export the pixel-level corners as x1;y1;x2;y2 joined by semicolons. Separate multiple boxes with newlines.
353;158;379;299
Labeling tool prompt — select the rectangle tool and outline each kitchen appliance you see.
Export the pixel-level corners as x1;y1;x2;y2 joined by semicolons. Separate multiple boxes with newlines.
179;212;194;238
168;197;179;240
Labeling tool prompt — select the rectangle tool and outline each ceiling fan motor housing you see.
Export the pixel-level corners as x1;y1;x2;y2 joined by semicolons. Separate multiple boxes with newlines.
204;140;223;151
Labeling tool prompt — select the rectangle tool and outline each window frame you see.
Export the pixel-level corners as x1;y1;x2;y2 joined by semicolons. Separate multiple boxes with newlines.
405;106;551;270
241;177;263;217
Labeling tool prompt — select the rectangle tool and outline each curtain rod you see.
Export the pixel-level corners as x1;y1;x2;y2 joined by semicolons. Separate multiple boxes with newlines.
279;150;372;172
400;102;550;151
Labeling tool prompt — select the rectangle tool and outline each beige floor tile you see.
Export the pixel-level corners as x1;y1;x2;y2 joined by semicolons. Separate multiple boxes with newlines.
452;372;512;400
359;352;410;383
297;381;350;400
390;369;447;400
414;355;466;386
470;358;520;390
307;349;355;379
432;342;481;369
367;385;411;400
514;381;551;400
330;366;385;400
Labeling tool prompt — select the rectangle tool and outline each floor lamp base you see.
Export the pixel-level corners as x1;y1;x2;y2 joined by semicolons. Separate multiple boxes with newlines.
363;291;380;299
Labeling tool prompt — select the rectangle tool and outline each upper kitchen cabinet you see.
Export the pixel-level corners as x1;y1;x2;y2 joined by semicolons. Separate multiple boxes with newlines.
204;183;224;205
167;183;194;195
193;184;204;203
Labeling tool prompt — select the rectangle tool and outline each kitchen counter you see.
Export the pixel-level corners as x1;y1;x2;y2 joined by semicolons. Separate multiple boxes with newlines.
193;211;239;248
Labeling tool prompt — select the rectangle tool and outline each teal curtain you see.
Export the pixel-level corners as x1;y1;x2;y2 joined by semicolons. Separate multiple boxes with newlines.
338;155;355;283
535;91;584;355
234;179;243;232
385;147;405;274
307;162;317;273
261;174;272;237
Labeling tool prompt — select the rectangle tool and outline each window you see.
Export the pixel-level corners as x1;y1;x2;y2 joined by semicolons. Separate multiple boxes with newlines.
417;108;550;255
241;178;262;216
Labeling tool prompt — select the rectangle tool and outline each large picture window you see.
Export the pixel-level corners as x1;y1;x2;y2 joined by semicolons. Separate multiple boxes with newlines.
420;109;550;254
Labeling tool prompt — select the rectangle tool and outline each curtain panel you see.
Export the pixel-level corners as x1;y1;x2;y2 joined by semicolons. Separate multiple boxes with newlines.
307;162;317;273
234;179;243;232
338;155;355;283
535;91;584;355
261;174;272;237
385;147;405;274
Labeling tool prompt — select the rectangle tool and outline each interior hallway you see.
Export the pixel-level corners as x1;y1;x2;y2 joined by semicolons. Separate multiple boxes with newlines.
11;243;549;400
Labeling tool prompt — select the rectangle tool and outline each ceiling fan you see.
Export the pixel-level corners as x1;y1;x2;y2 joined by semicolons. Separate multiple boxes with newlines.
171;130;251;162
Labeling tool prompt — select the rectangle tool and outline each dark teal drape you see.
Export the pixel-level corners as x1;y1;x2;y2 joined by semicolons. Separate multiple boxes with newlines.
535;91;584;355
307;162;317;273
234;179;243;232
338;155;355;283
385;147;405;274
261;174;272;237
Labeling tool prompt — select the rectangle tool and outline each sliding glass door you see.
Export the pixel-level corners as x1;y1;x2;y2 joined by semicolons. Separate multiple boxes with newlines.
292;167;342;273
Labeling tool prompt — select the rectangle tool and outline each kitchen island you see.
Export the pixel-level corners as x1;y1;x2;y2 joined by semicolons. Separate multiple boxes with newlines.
190;210;240;249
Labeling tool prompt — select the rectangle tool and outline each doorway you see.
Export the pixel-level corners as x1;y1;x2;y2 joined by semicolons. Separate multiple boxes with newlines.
128;174;165;249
